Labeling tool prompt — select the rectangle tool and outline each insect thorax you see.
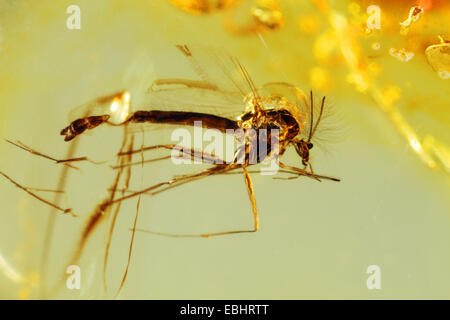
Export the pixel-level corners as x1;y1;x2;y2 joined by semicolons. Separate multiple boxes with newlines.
236;107;301;163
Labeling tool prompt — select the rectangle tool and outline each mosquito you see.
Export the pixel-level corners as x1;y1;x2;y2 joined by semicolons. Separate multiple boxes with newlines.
2;44;340;297
59;44;340;235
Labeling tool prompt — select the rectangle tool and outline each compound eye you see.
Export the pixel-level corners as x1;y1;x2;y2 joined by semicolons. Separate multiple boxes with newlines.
307;143;313;149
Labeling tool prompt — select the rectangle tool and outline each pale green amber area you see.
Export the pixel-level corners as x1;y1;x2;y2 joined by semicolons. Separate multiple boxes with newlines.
0;0;449;299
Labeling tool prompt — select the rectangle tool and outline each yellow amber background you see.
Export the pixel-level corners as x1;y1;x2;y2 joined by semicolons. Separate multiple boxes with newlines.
0;0;449;299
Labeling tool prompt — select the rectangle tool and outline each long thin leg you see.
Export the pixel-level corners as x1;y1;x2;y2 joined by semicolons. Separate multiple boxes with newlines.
242;164;259;232
117;155;339;198
113;160;339;198
40;134;83;298
105;163;238;208
279;161;318;180
103;132;135;292
136;162;338;238
205;167;339;181
131;165;338;239
278;161;341;182
116;144;225;169
6;140;78;169
118;144;175;157
0;171;75;216
115;131;145;297
26;188;65;194
118;144;225;164
132;163;259;238
45;127;133;298
111;155;172;170
110;145;231;199
276;161;318;181
5;140;103;168
149;164;260;234
307;162;316;178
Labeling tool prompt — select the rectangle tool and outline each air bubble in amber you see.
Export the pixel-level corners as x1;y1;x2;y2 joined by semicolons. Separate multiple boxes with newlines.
389;48;414;62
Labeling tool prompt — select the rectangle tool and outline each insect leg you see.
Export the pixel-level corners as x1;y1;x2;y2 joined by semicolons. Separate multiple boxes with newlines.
242;164;259;232
0;171;75;216
115;131;145;297
279;162;340;182
132;164;260;238
103;132;135;292
115;144;226;170
6;139;103;168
